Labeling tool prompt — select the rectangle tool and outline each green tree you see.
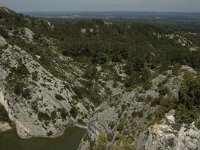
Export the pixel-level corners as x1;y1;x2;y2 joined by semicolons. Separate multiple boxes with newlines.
93;134;108;150
179;74;200;109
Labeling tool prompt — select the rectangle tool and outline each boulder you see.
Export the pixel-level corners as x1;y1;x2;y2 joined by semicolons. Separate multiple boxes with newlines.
0;35;7;46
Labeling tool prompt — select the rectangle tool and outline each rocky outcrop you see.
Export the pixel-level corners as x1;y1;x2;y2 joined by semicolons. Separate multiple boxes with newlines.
137;110;200;150
0;87;9;112
0;35;7;46
0;44;90;138
0;87;12;133
22;28;34;42
0;121;12;132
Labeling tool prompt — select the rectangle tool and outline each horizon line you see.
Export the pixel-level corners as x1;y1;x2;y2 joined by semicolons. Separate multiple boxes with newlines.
1;5;200;14
22;10;200;14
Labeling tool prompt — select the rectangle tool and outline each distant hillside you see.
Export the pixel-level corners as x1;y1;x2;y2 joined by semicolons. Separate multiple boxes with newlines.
23;11;200;34
25;11;200;21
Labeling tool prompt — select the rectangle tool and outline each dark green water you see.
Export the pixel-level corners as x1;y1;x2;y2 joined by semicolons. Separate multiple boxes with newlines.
0;127;86;150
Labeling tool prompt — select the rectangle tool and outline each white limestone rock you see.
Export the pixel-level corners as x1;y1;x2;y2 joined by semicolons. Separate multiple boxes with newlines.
23;28;34;42
81;29;86;34
185;140;197;150
165;109;176;124
137;110;200;150
0;122;12;132
181;65;197;74
0;35;7;46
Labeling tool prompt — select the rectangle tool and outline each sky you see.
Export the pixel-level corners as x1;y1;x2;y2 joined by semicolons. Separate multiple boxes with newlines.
1;0;200;12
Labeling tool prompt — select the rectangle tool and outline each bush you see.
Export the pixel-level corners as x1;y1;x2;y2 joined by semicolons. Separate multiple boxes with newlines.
0;105;10;122
11;64;29;77
51;111;57;120
143;81;152;90
38;112;51;121
70;106;78;118
175;74;200;123
55;94;65;101
171;123;181;131
93;134;107;150
22;88;31;99
165;138;174;148
178;74;200;110
131;111;143;118
159;86;169;96
32;71;38;81
0;26;9;39
84;65;97;78
195;120;200;129
14;83;24;96
154;74;200;124
57;108;68;119
138;111;144;118
47;131;53;136
175;106;199;124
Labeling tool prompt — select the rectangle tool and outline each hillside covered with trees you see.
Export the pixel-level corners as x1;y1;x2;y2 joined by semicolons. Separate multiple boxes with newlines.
1;6;200;150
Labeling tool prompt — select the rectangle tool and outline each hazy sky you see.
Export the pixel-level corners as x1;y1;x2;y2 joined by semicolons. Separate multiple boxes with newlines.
1;0;200;12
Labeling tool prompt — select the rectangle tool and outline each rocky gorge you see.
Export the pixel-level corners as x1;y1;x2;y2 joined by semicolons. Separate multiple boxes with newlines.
0;6;200;150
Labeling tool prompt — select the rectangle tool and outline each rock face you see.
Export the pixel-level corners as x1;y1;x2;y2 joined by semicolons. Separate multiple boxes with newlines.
0;45;75;138
0;121;12;132
137;110;200;150
0;35;7;46
22;28;34;42
0;87;9;112
0;87;12;132
177;124;200;150
0;42;101;138
0;7;125;139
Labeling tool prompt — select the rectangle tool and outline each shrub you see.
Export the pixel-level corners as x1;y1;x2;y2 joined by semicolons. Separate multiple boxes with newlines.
38;112;51;121
93;134;107;150
171;123;181;131
0;105;10;122
84;65;97;78
55;94;65;101
159;86;169;96
31;101;38;112
138;111;144;118
195;121;200;129
175;106;199;124
51;111;57;120
32;71;38;81
174;74;200;124
70;106;78;118
47;131;53;136
143;81;152;90
22;88;31;99
165;138;174;148
14;83;24;96
178;74;200;110
0;26;9;39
